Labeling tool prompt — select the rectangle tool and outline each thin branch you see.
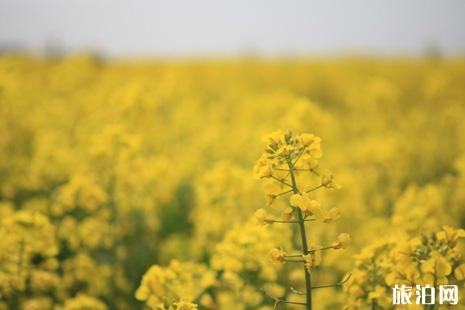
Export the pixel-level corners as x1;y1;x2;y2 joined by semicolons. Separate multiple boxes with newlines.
284;258;305;263
284;245;335;258
270;220;303;224
310;245;335;252
305;184;324;193
311;274;352;290
261;288;307;309
269;219;314;224
275;189;293;197
290;287;305;295
276;167;316;173
310;168;321;177
270;175;293;188
284;254;303;258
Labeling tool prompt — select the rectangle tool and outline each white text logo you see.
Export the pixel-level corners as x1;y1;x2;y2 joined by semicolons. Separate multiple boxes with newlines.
392;284;458;305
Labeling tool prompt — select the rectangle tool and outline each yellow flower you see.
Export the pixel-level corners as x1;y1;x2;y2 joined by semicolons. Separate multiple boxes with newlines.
270;248;286;264
61;294;107;310
276;145;294;157
454;264;465;281
302;154;319;169
421;253;452;278
289;194;304;207
323;207;340;223
135;261;214;309
263;283;285;298
171;300;198;310
255;208;273;225
289;194;325;220
281;207;294;221
368;285;385;300
263;179;286;196
437;226;465;243
253;156;273;179
321;173;341;189
434;256;452;277
333;233;351;249
297;133;316;147
264;130;285;146
307;137;322;159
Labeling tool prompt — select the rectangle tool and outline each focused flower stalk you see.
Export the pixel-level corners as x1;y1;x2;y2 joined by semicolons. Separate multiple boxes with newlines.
254;130;350;310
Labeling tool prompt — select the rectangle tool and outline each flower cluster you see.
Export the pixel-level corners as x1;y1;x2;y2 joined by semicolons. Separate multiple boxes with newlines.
191;162;263;256
210;218;291;308
0;208;59;309
2;55;465;309
135;260;215;310
345;226;465;309
386;226;465;287
254;130;350;309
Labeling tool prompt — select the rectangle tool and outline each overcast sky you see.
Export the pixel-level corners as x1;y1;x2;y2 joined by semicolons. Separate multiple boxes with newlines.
1;0;465;57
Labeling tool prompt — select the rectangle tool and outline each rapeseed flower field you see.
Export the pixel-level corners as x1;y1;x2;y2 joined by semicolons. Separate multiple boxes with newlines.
0;54;464;309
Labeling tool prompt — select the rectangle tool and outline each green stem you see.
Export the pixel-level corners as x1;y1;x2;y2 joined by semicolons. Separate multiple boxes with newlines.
287;157;312;310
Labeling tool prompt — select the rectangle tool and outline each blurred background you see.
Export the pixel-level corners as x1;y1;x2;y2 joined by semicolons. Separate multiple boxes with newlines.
1;0;465;58
1;2;465;310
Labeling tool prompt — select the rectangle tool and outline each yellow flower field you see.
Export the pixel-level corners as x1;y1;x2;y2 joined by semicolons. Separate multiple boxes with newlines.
1;54;465;309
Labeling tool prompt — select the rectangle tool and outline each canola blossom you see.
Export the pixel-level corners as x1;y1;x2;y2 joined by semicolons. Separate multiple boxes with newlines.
0;54;465;309
253;130;349;310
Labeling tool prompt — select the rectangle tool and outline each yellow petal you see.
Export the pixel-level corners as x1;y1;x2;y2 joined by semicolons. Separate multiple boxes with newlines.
454;264;465;281
435;255;452;277
290;194;302;207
